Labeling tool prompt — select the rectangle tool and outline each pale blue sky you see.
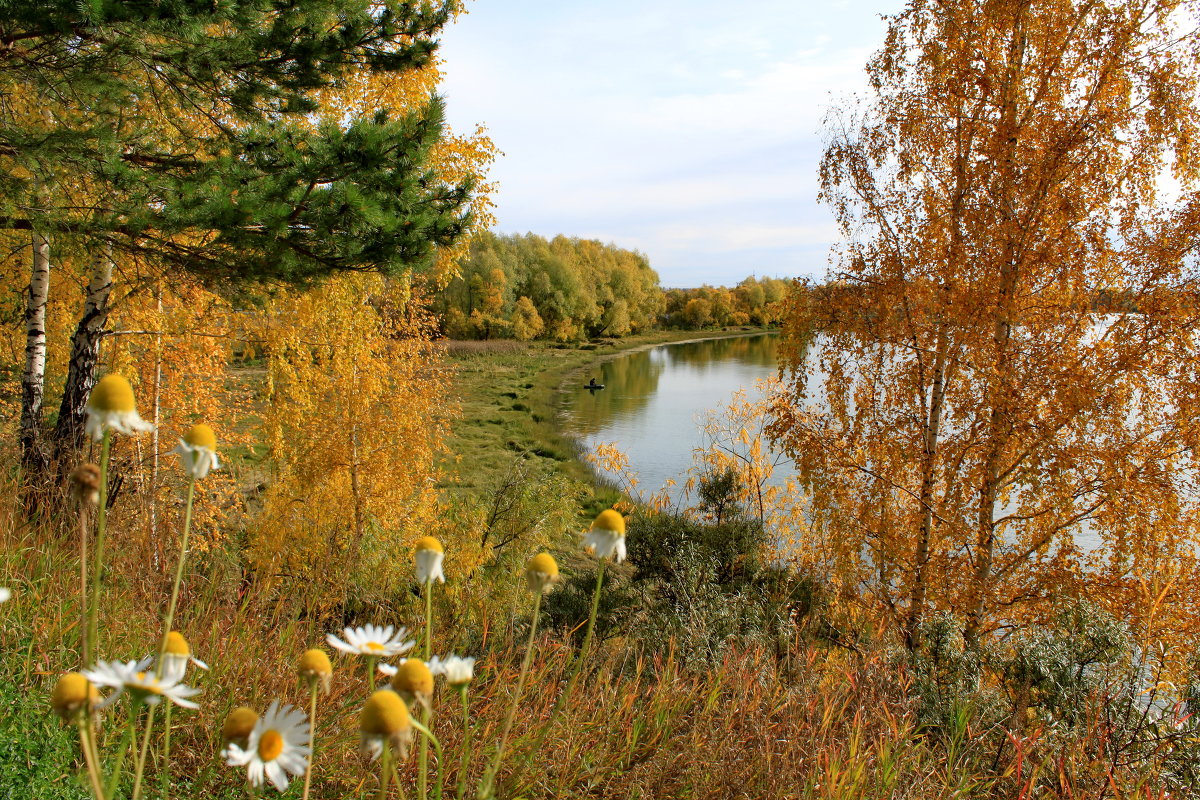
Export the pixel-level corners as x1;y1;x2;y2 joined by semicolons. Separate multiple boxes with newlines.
437;1;905;287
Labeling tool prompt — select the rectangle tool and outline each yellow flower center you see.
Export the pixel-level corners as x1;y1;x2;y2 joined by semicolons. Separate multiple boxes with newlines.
414;535;443;554
591;509;626;535
164;631;190;656
365;641;385;653
183;423;217;450
258;729;284;762
89;374;136;413
133;672;163;695
361;690;411;736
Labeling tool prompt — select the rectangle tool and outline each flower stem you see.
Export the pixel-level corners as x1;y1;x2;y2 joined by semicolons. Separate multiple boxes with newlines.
302;683;319;800
78;504;90;667
477;592;541;800
159;702;173;800
410;719;444;800
390;756;410;800
368;656;377;692
455;688;471;800
158;477;196;662
510;559;607;785
130;704;157;800
77;716;106;800
87;430;112;658
419;578;433;800
132;476;196;800
105;703;137;799
574;559;606;679
377;745;393;800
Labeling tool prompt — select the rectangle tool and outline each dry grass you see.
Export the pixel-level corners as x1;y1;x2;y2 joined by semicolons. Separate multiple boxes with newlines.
0;468;1189;800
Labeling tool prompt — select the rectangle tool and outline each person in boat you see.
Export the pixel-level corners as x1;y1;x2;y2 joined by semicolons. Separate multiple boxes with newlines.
586;377;603;389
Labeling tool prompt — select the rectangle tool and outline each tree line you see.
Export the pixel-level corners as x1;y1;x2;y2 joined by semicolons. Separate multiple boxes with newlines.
432;230;790;340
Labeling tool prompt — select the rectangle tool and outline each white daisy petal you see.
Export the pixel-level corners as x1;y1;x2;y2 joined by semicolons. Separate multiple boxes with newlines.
326;633;356;654
265;760;288;792
227;699;310;791
429;654;475;686
326;625;414;658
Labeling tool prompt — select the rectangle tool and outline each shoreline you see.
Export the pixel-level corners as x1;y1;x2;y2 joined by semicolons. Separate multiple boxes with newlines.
438;327;779;509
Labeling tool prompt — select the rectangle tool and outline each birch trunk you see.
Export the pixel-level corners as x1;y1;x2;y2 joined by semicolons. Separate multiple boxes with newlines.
19;231;50;479
53;249;114;461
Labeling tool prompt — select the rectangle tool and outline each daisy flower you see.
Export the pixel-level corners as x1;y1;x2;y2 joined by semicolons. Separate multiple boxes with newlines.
69;463;100;506
326;625;414;658
359;690;412;761
85;374;154;441
84;658;201;709
225;700;310;792
429;654;475;687
173;423;220;480
50;673;99;721
0;587;10;603
583;509;627;563
161;631;209;685
388;658;433;711
222;706;259;752
298;648;333;694
413;536;445;584
525;552;559;594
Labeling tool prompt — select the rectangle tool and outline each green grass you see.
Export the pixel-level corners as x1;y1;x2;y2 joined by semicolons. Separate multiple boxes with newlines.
435;329;763;513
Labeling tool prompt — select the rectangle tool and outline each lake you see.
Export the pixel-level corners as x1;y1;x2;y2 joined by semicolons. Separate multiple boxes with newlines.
560;333;785;503
559;331;1109;553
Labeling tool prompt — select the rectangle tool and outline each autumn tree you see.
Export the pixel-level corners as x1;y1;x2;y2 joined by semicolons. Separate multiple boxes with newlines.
0;1;476;467
770;0;1200;647
436;231;662;340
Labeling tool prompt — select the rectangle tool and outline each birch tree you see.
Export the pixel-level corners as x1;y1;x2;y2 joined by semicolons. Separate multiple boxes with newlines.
0;0;477;463
770;0;1200;646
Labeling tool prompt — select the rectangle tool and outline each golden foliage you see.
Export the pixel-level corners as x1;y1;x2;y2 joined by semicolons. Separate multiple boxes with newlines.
250;275;457;606
770;0;1200;645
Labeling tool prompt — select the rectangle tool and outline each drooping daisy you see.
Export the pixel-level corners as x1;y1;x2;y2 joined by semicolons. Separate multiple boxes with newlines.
161;631;209;684
326;625;414;658
50;672;99;722
85;374;154;441
83;658;201;709
359;689;413;761
298;648;333;694
583;509;627;563
389;658;434;711
69;463;101;507
413;536;445;584
173;423;220;480
429;654;475;687
525;552;560;594
222;706;259;752
225;700;311;792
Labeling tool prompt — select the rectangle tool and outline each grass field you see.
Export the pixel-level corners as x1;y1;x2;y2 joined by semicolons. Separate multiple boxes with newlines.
435;328;769;509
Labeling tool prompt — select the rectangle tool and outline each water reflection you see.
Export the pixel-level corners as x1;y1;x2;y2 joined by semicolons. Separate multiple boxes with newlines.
563;334;781;492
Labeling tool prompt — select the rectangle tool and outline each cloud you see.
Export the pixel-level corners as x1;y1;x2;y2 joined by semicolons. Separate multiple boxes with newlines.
437;0;904;285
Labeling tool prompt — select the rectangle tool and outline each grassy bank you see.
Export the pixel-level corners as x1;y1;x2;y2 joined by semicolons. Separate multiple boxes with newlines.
436;327;771;508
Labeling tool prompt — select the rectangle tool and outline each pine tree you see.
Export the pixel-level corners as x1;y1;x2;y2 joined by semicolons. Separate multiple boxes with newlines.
0;1;476;458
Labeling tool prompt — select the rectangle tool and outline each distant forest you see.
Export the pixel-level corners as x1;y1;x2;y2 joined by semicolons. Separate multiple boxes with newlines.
431;231;791;340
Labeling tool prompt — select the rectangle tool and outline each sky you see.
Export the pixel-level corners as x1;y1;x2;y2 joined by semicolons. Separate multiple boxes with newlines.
436;0;906;287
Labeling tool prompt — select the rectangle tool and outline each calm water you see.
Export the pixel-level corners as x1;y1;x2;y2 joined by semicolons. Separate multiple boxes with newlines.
561;334;784;500
559;331;1109;552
